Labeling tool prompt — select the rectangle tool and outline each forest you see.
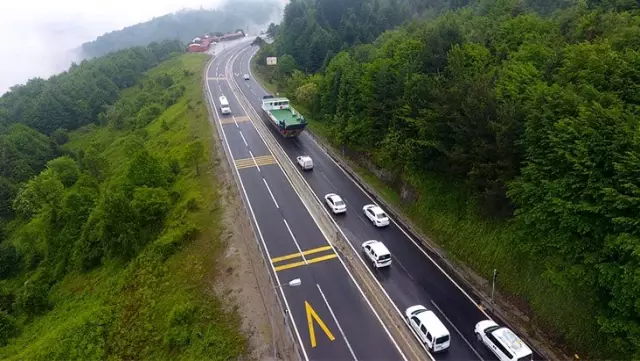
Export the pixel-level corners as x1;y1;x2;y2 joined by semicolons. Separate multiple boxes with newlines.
255;0;640;358
80;0;283;59
0;44;247;358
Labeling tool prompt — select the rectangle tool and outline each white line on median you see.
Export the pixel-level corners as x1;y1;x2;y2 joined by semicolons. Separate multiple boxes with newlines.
317;284;358;361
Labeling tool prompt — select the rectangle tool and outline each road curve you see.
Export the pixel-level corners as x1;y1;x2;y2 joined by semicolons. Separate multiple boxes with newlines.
229;42;546;361
204;40;408;361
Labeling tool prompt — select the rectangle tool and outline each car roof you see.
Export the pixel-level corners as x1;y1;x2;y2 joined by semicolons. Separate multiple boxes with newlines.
328;194;342;201
490;327;532;357
366;240;390;256
368;205;385;215
414;310;449;338
299;155;311;161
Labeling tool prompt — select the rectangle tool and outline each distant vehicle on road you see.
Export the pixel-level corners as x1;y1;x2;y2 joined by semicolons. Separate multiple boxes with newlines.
363;204;389;227
475;320;533;361
219;95;231;115
324;193;346;214
261;95;307;138
362;240;391;268
296;155;313;170
243;73;250;80
406;305;451;352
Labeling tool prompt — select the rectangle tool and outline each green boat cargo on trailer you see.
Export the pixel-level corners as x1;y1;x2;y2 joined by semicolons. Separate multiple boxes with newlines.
261;95;307;138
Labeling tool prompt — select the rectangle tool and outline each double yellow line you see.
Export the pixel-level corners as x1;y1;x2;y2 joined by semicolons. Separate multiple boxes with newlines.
235;154;277;170
272;245;338;272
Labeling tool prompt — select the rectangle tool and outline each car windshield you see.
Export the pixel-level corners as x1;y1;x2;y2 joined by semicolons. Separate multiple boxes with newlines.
379;254;391;260
334;200;344;206
376;213;387;219
435;335;450;344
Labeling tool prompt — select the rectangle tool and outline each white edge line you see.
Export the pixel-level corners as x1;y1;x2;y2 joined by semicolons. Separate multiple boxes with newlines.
247;42;493;320
316;284;358;361
283;219;307;264
229;46;412;361
430;300;485;361
205;55;310;361
263;178;280;209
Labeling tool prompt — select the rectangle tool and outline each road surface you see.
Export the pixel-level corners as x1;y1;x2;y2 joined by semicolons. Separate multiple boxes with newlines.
205;40;408;361
226;42;546;361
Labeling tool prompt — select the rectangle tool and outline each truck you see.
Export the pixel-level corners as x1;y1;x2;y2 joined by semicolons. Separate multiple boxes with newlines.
261;95;307;138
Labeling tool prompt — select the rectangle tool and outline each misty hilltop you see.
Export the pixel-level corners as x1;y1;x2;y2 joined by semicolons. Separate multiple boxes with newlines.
81;0;284;59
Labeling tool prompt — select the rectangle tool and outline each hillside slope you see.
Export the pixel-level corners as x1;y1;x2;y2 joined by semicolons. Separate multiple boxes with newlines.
255;0;640;358
0;54;249;360
81;1;283;59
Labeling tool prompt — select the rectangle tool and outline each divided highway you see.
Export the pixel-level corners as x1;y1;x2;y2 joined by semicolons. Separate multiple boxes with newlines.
227;42;545;361
205;41;408;361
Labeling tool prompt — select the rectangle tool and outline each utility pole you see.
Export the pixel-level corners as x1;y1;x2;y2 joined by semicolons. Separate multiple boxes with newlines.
491;269;497;302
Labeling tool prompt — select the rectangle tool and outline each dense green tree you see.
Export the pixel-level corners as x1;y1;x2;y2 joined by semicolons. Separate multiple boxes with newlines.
259;0;640;357
184;140;205;176
46;156;79;188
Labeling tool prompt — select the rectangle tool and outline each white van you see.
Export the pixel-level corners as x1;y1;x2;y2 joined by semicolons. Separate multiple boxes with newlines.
405;305;450;352
219;95;231;115
296;155;313;170
475;320;533;361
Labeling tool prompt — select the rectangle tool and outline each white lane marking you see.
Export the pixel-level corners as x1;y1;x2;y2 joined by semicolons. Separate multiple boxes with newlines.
249;150;261;172
242;46;432;361
263;178;279;209
204;56;309;361
430;300;485;361
317;284;358;361
233;115;239;127
283;219;307;264
239;130;248;146
248;43;493;321
230;47;412;361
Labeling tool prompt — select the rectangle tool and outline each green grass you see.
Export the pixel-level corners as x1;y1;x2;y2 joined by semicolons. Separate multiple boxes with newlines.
252;60;602;358
0;54;248;361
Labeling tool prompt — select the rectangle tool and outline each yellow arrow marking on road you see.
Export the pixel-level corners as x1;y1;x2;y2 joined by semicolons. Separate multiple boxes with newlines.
305;301;335;348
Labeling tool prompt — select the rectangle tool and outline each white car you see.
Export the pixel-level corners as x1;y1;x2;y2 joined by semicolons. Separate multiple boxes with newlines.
243;73;250;80
362;240;391;268
324;193;346;214
296;155;313;170
475;320;532;361
406;305;450;352
362;204;389;227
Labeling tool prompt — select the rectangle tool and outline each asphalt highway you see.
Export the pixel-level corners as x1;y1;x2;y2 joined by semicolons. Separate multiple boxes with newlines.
205;40;407;361
228;42;545;361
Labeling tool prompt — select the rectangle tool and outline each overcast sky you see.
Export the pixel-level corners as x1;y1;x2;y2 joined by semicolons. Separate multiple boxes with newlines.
0;0;234;94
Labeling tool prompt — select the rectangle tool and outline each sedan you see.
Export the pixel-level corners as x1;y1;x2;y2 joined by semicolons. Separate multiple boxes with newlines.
363;204;390;227
324;193;346;214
